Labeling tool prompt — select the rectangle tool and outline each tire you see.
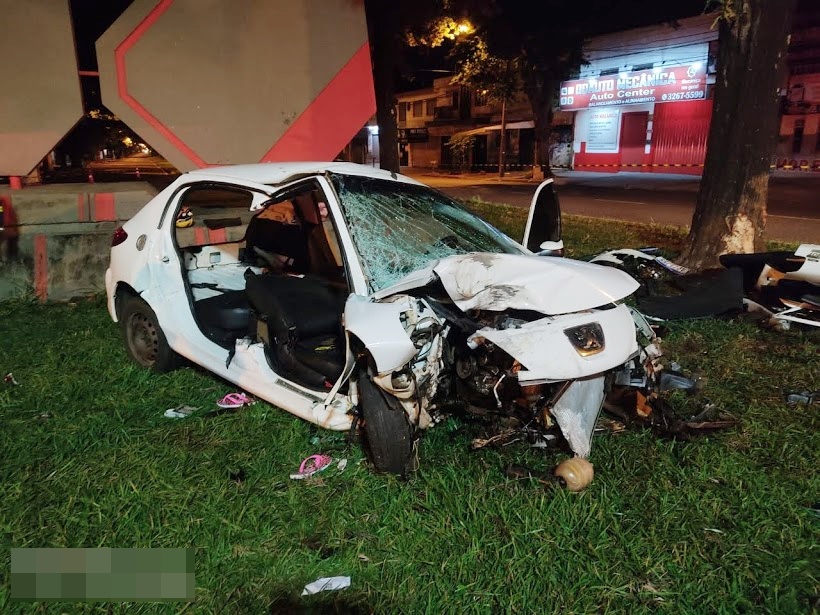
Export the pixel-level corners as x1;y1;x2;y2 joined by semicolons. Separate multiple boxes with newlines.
119;294;182;373
358;372;416;477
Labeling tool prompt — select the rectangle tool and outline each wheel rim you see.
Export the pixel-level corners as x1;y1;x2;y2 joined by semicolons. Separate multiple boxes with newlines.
126;311;159;367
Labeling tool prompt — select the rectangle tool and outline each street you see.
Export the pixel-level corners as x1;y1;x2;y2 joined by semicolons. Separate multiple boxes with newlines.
405;169;820;244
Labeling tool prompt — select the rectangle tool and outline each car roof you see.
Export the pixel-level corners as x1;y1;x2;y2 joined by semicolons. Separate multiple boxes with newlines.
186;161;422;186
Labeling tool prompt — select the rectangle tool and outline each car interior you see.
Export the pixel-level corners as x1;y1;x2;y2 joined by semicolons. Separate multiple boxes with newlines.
173;181;349;391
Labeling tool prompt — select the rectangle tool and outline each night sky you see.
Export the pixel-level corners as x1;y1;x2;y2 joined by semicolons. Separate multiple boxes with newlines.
70;0;133;71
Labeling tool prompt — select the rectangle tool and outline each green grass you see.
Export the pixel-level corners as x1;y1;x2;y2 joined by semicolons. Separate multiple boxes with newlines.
1;212;818;614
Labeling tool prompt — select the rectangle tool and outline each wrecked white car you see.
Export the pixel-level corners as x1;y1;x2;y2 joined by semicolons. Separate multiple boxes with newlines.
106;162;659;485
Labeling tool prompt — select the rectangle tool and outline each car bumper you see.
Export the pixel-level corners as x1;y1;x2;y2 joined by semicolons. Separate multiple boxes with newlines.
105;268;117;322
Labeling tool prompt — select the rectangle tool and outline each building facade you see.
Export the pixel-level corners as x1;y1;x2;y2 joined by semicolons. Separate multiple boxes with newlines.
559;13;718;175
396;10;818;175
395;76;573;172
774;1;820;170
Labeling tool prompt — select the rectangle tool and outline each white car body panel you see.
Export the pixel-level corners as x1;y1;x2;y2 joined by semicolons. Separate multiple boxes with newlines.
787;243;820;285
344;294;418;375
433;253;639;314
374;253;639;316
471;304;639;383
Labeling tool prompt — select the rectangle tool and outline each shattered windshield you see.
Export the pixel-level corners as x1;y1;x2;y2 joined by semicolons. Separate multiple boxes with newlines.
330;173;524;291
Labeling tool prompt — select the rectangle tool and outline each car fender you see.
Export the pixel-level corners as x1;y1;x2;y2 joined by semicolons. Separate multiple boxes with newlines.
344;294;418;375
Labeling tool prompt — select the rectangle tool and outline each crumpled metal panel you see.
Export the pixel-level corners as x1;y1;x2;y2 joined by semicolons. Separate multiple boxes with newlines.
472;304;639;382
551;376;606;458
434;253;639;315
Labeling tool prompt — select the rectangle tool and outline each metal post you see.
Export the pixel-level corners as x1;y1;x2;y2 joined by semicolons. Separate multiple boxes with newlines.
498;97;507;178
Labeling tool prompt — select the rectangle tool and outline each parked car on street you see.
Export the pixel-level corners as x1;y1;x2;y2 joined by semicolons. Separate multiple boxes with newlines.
106;162;658;485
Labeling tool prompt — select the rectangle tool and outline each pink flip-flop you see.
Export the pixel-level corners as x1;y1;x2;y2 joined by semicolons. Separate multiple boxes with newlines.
216;392;254;409
293;454;333;479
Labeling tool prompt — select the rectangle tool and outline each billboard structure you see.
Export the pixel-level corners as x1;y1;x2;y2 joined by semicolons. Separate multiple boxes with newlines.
0;0;84;177
96;0;376;171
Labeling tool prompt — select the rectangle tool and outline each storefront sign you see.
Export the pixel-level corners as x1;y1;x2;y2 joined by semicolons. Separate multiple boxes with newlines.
559;61;707;110
586;109;620;152
399;127;429;143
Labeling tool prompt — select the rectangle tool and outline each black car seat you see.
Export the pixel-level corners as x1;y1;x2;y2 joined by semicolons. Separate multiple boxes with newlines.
194;290;253;349
244;207;310;273
244;272;346;389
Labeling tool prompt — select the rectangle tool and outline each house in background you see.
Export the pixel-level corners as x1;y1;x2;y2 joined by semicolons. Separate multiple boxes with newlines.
775;0;820;170
395;76;574;172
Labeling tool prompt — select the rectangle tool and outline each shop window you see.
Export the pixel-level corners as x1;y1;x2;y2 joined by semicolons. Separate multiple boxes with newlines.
792;119;805;154
707;41;718;74
413;100;423;117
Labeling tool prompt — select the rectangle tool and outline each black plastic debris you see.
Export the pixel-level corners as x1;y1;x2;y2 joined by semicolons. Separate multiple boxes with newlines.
635;267;745;320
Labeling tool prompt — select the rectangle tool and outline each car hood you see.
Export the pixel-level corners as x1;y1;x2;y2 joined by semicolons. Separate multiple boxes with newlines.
373;253;640;315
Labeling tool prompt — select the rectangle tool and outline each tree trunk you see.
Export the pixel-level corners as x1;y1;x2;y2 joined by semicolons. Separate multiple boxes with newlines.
678;0;796;270
364;0;401;173
524;75;555;178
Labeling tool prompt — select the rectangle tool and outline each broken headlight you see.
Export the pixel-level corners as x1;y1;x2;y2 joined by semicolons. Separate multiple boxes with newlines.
564;323;605;356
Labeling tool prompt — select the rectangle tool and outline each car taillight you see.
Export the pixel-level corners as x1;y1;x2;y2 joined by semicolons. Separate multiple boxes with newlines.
112;227;128;247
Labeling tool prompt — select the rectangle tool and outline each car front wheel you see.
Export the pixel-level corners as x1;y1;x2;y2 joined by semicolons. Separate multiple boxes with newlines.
120;294;182;373
357;371;416;477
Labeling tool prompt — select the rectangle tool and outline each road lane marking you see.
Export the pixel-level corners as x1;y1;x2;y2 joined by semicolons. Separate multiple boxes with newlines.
592;198;647;205
768;214;820;221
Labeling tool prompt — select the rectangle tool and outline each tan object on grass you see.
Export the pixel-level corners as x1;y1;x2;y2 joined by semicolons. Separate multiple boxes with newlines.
554;457;594;492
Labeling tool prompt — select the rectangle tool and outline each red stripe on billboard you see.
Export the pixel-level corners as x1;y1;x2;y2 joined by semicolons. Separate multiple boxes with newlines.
114;0;208;168
34;235;48;301
261;42;376;162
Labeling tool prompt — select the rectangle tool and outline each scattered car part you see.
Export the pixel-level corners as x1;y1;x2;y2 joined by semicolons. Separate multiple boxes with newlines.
504;457;595;492
554;457;595;492
720;244;820;328
3;373;20;386
301;576;351;596
603;392;736;439
785;390;818;406
163;405;198;419
590;248;745;320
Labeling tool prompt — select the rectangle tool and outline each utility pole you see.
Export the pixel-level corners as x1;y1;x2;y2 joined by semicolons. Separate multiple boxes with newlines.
498;96;507;178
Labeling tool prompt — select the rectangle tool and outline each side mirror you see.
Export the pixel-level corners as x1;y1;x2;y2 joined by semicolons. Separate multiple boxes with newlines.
537;240;564;257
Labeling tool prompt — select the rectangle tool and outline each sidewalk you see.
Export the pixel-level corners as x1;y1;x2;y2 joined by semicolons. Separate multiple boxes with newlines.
403;166;820;193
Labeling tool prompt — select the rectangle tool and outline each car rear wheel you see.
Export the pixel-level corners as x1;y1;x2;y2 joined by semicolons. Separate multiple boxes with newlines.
357;371;416;477
120;294;182;373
